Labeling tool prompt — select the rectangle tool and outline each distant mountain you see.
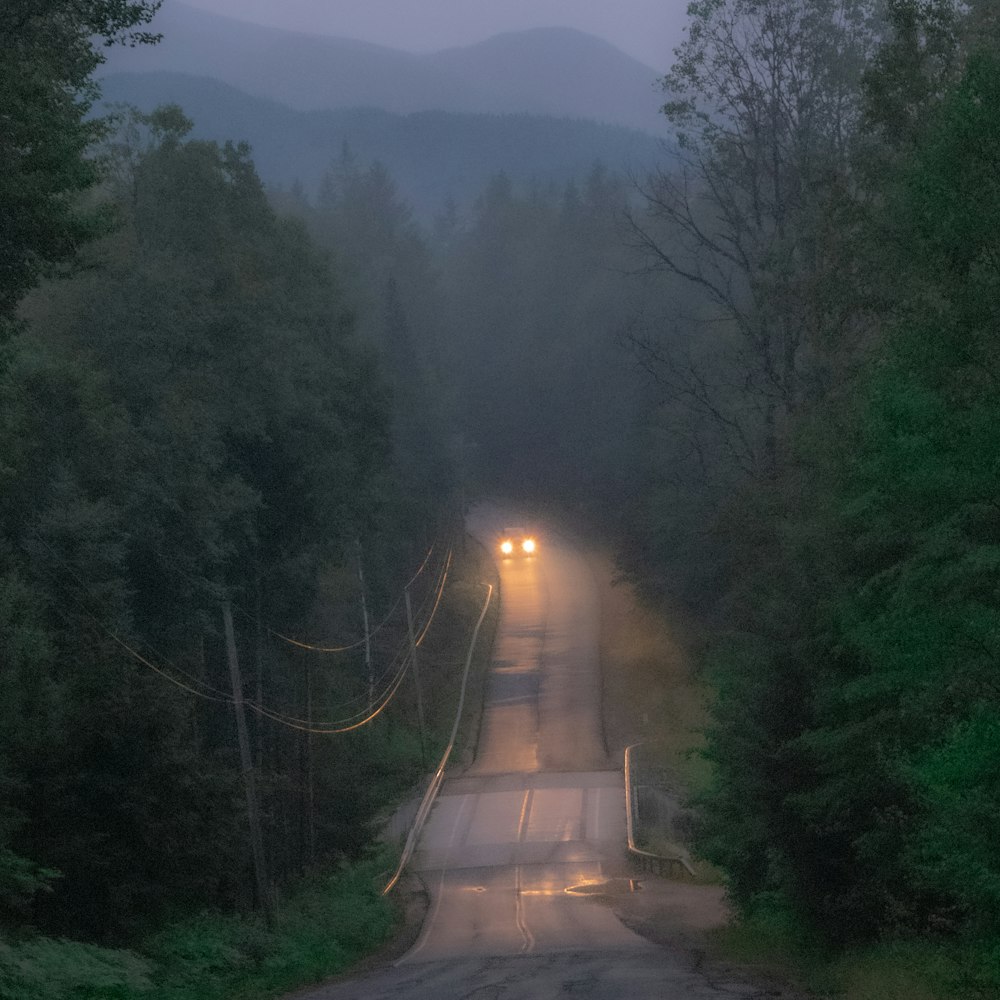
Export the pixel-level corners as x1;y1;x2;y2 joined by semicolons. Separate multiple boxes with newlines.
98;73;665;218
427;28;665;133
100;2;667;134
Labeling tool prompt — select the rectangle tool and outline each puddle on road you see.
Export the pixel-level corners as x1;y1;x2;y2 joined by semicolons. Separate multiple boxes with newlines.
564;878;642;896
461;879;642;897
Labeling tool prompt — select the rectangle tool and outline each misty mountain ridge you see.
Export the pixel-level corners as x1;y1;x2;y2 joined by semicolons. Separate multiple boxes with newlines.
99;72;665;219
100;2;668;134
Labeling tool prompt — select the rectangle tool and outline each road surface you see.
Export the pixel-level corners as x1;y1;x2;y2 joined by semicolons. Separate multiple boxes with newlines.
298;504;758;999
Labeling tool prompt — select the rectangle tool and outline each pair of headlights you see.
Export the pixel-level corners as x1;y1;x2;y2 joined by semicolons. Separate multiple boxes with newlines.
500;537;536;555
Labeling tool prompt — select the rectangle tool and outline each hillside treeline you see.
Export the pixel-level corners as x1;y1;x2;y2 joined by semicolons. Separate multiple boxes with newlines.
273;152;675;517
1;1;458;965
614;0;1000;981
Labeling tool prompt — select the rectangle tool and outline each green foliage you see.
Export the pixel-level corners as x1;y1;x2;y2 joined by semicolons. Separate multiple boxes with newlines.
713;910;1000;1000
0;935;152;1000
0;100;435;945
915;709;1000;927
0;855;395;1000
693;35;1000;952
0;1;161;323
863;1;963;150
141;855;394;999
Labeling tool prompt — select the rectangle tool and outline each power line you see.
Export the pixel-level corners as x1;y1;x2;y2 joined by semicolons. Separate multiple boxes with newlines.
405;542;436;589
49;598;236;707
106;630;235;705
416;549;453;647
33;533;235;703
246;649;414;734
236;542;437;653
212;548;453;732
33;531;456;734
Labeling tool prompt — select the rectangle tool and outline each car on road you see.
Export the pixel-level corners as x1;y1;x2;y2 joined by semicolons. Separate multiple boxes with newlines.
498;526;537;558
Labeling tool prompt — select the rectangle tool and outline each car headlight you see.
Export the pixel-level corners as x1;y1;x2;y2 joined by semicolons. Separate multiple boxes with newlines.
500;540;514;555
522;538;536;553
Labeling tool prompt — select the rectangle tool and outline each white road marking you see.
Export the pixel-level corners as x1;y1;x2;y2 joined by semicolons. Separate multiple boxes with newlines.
400;793;474;964
514;789;536;954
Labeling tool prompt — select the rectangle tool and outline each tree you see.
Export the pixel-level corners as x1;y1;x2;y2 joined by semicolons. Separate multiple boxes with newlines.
0;108;408;939
627;0;883;473
824;47;1000;937
696;20;1000;946
0;1;160;330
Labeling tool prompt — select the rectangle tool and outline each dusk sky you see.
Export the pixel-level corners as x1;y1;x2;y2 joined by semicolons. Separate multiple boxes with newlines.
182;0;690;71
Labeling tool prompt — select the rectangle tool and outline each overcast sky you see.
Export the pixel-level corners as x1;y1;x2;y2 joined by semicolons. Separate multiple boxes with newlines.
182;0;689;70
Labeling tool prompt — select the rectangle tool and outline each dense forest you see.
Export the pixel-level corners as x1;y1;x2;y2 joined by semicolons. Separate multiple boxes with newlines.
0;2;465;993
616;0;1000;990
635;0;1000;945
2;0;1000;997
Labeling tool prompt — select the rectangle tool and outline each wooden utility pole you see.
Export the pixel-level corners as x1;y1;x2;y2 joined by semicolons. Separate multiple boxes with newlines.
404;585;428;769
253;567;265;770
306;660;316;866
356;539;373;713
222;600;275;929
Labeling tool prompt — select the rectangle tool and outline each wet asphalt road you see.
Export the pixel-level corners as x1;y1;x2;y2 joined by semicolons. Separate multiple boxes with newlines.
297;504;759;999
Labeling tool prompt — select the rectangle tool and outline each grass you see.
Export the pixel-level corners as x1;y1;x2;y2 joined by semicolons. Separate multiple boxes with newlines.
708;902;1000;1000
594;549;711;793
0;852;398;1000
145;854;396;1000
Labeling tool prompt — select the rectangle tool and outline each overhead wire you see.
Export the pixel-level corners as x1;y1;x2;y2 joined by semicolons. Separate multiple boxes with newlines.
245;644;414;732
407;544;449;629
248;595;402;653
236;548;453;731
236;541;436;654
251;630;415;727
31;531;456;735
58;583;415;732
103;629;235;706
47;595;236;707
415;548;453;647
31;532;235;703
235;543;447;717
404;542;436;589
248;655;415;734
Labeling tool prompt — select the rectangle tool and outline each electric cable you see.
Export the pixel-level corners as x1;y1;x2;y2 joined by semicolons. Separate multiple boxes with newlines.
31;533;235;702
49;598;236;706
237;541;436;653
239;548;453;731
408;544;448;625
248;656;414;734
404;542;436;589
415;548;453;646
245;649;413;732
30;531;455;734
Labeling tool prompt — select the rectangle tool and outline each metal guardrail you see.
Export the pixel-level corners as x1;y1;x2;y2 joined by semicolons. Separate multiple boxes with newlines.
624;742;696;879
382;582;495;894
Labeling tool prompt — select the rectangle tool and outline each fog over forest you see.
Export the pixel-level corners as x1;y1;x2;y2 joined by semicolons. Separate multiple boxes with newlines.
2;2;1000;998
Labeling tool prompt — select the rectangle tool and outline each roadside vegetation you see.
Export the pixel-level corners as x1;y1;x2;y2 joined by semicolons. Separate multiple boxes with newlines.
610;3;1000;998
0;855;395;1000
0;4;489;996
